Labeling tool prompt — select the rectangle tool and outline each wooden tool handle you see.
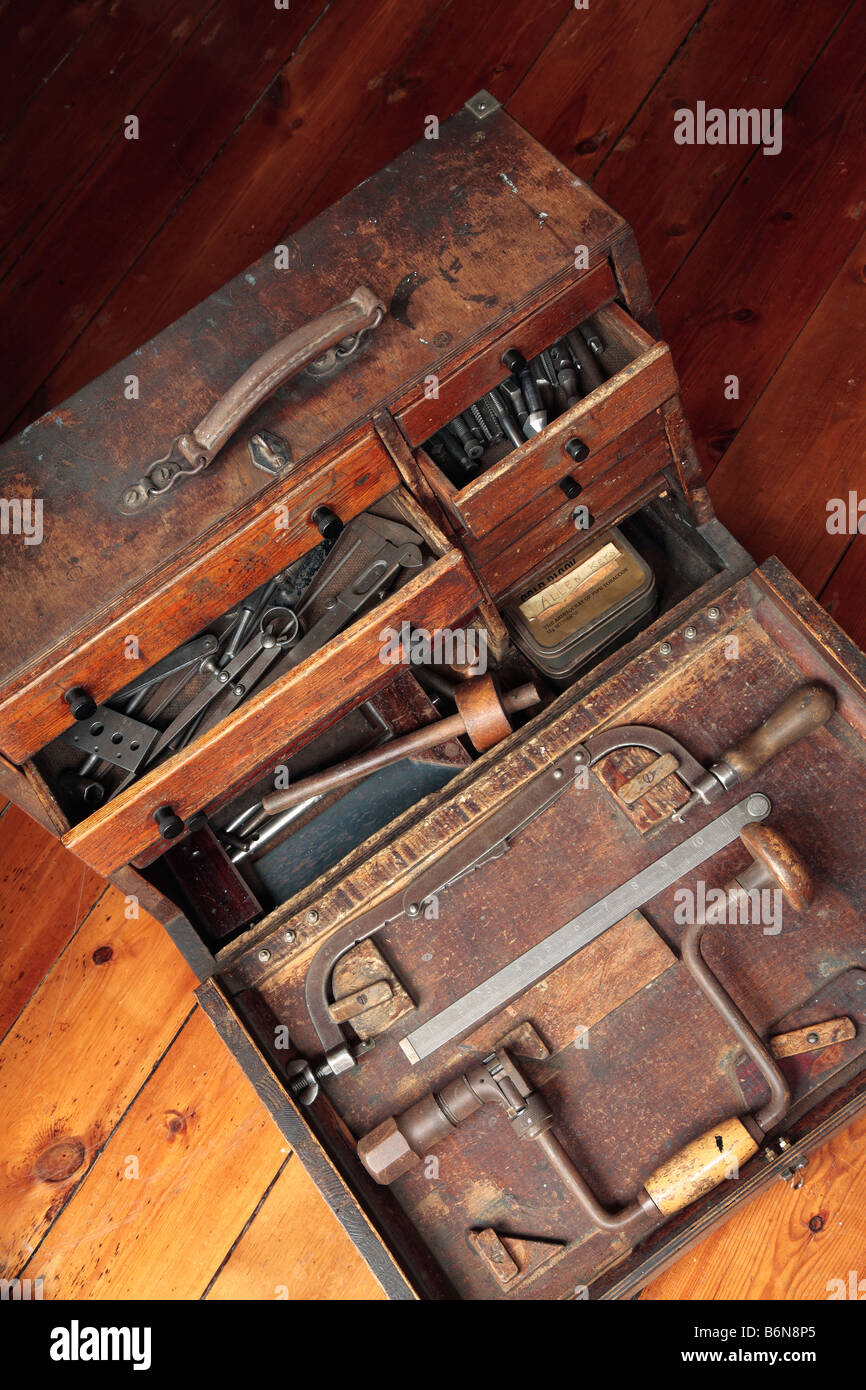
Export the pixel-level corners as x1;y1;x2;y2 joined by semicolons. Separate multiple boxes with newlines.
737;823;813;910
642;1117;759;1216
260;681;540;815
722;683;834;782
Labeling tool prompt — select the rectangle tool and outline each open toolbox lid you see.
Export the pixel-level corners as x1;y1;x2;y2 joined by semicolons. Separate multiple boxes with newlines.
0;97;628;698
198;559;866;1299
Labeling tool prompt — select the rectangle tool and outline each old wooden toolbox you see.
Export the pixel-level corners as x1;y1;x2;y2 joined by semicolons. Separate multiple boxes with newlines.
2;93;865;1300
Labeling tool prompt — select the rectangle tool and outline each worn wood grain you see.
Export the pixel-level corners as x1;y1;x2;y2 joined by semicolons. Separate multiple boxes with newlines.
508;0;707;179
205;1153;386;1301
62;548;482;876
0;107;621;699
0;886;196;1275
26;0;452;411
0;431;398;761
0;805;103;1039
707;231;866;598
0;0;217;277
290;0;568;228
20;1005;283;1298
0;0;103;137
1;0;864;1306
0;0;327;434
821;539;866;652
452;342;676;538
660;1;866;473
591;0;851;295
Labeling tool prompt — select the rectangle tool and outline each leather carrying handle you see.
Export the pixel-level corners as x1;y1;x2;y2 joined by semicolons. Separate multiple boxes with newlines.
194;286;384;459
120;286;385;513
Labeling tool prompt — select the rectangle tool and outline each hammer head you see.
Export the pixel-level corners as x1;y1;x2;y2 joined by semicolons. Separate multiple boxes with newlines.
357;1117;421;1185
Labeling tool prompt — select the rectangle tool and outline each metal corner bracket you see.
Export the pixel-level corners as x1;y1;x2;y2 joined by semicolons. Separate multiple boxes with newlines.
465;90;500;120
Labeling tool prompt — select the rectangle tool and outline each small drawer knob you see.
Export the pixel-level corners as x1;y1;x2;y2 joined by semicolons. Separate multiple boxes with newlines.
64;687;96;721
153;805;185;840
501;348;527;375
558;474;582;500
564;437;590;463
311;506;343;542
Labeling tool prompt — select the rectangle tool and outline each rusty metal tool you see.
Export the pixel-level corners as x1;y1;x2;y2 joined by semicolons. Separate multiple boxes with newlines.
266;514;424;684
288;688;832;1090
363;824;817;1234
257;675;540;818
451;413;483;463
143;606;300;763
671;683;834;822
579;321;605;357
566;329;605;393
289;689;834;1089
498;377;528;428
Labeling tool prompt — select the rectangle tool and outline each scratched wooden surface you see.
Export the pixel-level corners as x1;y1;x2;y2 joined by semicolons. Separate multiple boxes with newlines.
1;0;864;1301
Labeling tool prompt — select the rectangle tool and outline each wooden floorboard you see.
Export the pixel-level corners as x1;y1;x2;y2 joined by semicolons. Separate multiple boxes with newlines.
1;0;864;1303
706;229;866;595
0;804;103;1038
660;0;866;473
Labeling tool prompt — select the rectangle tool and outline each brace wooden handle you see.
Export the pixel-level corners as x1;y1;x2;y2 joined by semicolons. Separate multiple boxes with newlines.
737;823;812;911
642;1117;759;1216
722;684;834;782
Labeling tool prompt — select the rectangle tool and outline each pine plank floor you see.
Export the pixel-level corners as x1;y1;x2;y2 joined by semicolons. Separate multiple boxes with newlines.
1;0;864;1300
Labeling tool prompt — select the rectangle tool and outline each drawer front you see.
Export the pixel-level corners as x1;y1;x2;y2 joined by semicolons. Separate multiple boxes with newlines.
410;299;682;544
474;431;672;600
466;408;670;574
0;429;399;764
61;548;482;876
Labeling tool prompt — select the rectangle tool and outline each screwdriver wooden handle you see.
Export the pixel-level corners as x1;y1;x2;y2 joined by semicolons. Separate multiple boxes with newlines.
642;1117;759;1216
721;683;834;782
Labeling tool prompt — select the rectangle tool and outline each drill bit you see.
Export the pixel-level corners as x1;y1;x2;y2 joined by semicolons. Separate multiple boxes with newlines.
519;369;547;437
486;389;524;450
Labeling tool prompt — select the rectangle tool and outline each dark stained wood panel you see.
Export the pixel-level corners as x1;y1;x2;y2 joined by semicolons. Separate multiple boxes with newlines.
659;1;866;473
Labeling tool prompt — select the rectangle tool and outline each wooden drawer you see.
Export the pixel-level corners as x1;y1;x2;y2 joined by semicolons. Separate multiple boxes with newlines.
8;486;482;877
0;426;399;765
393;260;620;451
468;410;674;600
409;302;685;545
